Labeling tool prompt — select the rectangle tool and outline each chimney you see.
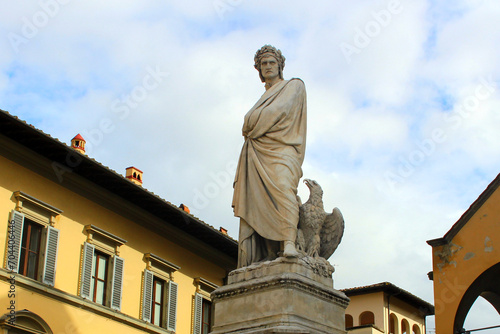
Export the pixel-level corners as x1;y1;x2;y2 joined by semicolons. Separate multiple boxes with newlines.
179;204;190;213
71;134;86;154
125;167;143;186
219;227;228;235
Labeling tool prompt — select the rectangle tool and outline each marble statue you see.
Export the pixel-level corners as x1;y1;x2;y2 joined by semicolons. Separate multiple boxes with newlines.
232;45;307;268
214;46;348;334
296;179;344;260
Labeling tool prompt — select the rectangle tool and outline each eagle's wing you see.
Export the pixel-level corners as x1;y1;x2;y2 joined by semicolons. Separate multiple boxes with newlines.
319;207;344;260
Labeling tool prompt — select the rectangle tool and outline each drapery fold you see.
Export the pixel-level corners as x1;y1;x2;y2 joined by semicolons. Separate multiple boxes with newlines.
233;78;307;249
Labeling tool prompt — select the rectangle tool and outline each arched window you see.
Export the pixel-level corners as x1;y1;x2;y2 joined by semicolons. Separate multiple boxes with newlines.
0;310;53;333
359;311;375;326
401;318;410;334
345;314;353;328
412;324;421;334
389;313;399;334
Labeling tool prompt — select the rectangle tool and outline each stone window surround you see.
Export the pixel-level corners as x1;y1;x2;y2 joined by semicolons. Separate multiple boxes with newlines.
194;277;218;300
143;253;180;281
10;191;62;286
141;254;179;331
13;191;62;226
84;224;127;256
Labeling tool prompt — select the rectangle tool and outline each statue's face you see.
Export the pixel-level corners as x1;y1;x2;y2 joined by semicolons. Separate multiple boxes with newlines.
260;55;280;81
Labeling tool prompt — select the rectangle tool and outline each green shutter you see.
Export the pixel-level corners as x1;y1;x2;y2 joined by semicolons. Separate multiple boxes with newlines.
7;210;24;273
193;293;203;334
167;281;178;331
111;255;124;311
80;242;95;299
142;269;154;322
42;226;60;286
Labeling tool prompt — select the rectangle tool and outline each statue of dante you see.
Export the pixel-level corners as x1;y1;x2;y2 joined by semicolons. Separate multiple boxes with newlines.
232;45;307;268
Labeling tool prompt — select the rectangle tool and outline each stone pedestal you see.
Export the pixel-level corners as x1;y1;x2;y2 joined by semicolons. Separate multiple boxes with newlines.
210;257;349;334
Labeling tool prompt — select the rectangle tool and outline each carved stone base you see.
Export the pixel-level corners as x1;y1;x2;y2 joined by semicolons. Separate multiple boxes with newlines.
210;257;349;334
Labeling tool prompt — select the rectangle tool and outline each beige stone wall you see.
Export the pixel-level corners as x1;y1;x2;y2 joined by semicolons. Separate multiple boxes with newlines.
345;292;385;329
345;291;425;334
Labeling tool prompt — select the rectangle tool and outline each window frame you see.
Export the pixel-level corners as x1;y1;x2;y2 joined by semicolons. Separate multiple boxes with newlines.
201;298;212;334
359;310;375;326
151;276;165;326
141;269;178;330
1;310;54;334
6;206;60;287
19;218;43;280
80;225;126;311
141;254;179;331
193;277;218;334
345;314;354;328
90;250;110;305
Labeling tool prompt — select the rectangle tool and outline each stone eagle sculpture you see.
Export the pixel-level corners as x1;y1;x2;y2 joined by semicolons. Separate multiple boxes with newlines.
296;179;344;260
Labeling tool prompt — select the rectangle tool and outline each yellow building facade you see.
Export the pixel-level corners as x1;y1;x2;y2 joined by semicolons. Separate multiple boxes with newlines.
0;109;237;334
342;282;434;334
427;174;500;334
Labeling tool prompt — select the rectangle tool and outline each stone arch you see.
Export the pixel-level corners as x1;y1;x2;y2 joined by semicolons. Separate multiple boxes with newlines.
345;314;353;328
0;310;53;333
389;313;399;334
412;324;421;334
454;262;500;333
359;311;375;325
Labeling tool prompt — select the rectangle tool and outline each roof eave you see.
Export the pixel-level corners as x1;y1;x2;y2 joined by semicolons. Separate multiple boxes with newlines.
0;109;238;261
427;173;500;247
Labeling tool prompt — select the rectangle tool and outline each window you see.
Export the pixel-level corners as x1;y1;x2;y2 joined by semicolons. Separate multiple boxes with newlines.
193;277;218;334
1;310;53;333
141;253;179;331
141;269;178;330
345;314;353;328
401;318;410;334
152;277;165;326
201;299;212;334
80;225;126;311
91;251;109;305
7;209;60;286
389;313;398;334
19;219;43;279
359;311;375;326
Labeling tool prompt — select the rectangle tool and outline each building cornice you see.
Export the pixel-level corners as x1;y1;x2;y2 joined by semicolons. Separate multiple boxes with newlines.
0;268;172;334
341;282;434;316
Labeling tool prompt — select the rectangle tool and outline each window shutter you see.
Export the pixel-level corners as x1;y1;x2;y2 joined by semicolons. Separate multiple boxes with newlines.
7;210;24;273
167;281;178;332
42;226;60;286
80;242;95;299
111;255;124;311
142;269;154;322
193;292;203;334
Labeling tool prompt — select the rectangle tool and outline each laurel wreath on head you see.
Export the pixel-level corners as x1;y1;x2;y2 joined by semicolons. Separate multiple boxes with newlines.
254;45;286;71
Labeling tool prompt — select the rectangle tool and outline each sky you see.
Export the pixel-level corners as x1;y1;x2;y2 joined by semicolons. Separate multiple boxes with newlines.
1;0;499;332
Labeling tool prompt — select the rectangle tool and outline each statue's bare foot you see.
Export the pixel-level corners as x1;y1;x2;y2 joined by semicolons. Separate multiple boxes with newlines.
283;241;299;258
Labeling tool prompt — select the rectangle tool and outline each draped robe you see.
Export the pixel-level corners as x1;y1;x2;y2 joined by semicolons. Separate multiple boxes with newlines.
232;78;307;267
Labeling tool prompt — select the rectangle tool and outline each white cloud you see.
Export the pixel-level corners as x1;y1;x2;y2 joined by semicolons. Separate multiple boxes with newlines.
1;1;499;331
